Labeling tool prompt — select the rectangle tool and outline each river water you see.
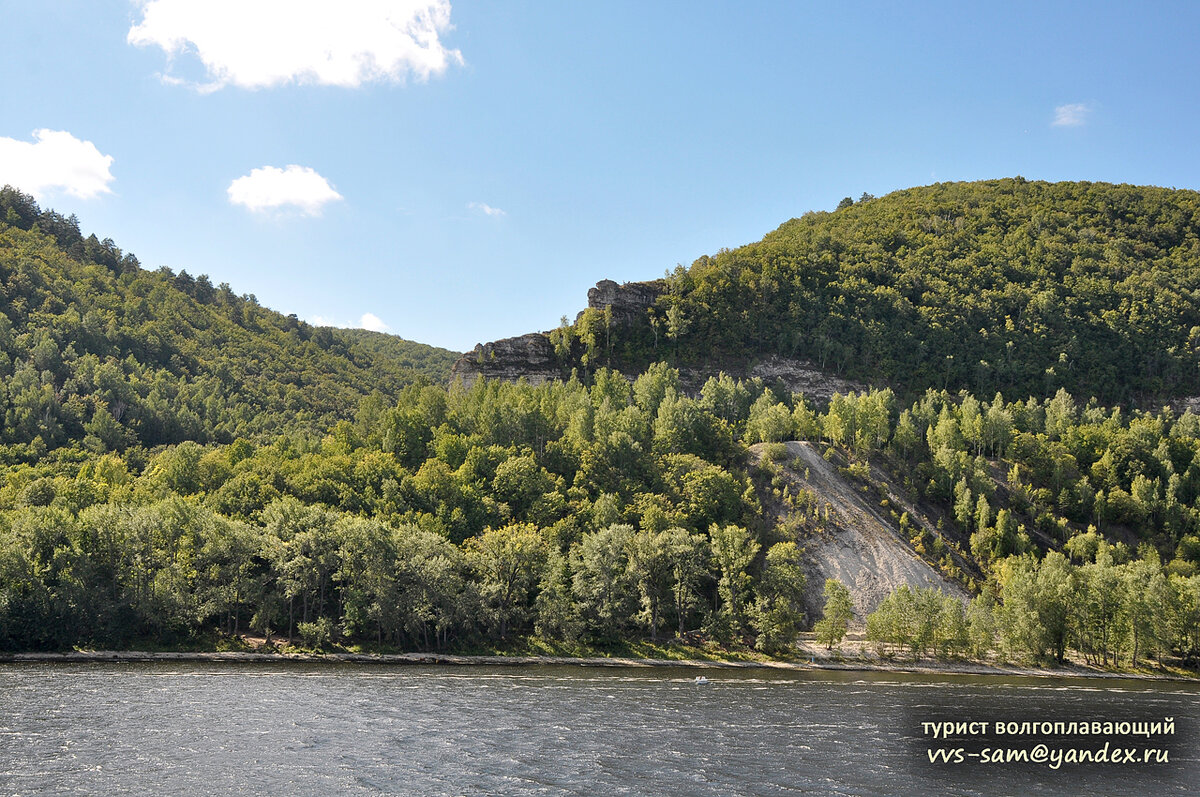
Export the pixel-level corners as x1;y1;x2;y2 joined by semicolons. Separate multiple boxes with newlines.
1;663;1197;795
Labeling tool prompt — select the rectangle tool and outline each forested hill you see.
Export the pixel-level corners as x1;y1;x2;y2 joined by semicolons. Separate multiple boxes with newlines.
6;183;1200;671
557;179;1200;405
0;186;458;456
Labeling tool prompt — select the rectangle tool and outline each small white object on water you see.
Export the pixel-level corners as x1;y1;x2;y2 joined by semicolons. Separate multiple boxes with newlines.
694;676;709;685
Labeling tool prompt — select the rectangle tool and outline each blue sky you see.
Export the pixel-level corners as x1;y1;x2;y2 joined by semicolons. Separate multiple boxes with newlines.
3;1;1199;352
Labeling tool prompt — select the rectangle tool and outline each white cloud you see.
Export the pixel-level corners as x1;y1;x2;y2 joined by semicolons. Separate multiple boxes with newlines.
227;165;342;214
358;313;390;333
468;201;506;217
1052;103;1090;127
128;0;462;90
308;313;392;333
0;129;115;200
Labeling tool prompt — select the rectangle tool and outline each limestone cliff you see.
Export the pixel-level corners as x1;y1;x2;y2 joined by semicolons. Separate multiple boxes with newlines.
453;333;562;387
452;278;870;401
575;279;666;325
452;279;664;387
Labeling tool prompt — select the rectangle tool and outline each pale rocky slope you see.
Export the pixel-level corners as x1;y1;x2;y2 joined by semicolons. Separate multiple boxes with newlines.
751;441;969;624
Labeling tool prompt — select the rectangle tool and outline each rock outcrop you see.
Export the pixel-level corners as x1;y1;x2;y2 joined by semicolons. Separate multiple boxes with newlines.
452;278;870;403
453;279;665;386
575;279;665;325
1173;396;1200;415
677;355;867;404
452;333;561;387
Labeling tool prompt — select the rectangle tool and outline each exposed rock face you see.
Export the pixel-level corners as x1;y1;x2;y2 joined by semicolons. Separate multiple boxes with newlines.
576;279;665;326
453;278;870;403
451;333;560;387
1173;396;1200;415
454;279;665;386
678;355;868;404
750;441;969;623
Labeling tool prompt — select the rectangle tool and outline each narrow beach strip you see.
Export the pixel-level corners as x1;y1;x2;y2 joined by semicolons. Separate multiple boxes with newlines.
2;650;1195;682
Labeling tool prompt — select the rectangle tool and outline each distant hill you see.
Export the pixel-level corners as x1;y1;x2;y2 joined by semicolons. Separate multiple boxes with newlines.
0;186;458;454
465;179;1200;406
336;327;458;383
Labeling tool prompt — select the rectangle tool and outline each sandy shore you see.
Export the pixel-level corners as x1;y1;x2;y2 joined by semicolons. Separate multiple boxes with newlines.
2;648;1194;682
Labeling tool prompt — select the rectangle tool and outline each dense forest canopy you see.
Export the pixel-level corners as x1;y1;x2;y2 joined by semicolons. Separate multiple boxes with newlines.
0;185;458;460
3;180;1200;672
568;179;1200;405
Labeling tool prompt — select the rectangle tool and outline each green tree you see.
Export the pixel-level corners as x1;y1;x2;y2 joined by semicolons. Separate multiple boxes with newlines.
865;586;915;656
535;549;582;641
709;524;760;638
572;524;636;638
745;390;794;444
336;517;400;645
813;578;853;650
1078;544;1121;665
466;523;547;639
662;526;708;636
628;528;674;640
965;588;998;659
752;542;807;653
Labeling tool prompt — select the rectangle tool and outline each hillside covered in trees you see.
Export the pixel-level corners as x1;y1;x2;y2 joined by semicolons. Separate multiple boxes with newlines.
554;179;1200;406
0;186;458;460
3;180;1200;674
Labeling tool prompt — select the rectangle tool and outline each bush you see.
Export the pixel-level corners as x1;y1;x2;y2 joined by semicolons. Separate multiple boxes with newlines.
763;442;789;462
297;617;334;650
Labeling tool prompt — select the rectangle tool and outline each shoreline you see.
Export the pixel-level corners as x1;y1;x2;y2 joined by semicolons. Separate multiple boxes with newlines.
3;649;1196;682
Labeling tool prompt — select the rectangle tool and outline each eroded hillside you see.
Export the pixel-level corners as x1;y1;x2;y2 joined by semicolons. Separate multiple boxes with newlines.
752;441;970;623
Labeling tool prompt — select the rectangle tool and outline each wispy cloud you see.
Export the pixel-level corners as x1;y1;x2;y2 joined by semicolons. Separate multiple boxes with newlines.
468;201;506;217
128;0;462;91
1052;103;1090;127
0;129;115;200
227;165;342;215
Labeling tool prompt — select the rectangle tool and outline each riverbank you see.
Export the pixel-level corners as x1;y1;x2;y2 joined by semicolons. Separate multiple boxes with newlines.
4;647;1196;682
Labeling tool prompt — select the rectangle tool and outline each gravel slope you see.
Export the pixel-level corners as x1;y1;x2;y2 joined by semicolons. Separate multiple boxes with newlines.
753;441;967;623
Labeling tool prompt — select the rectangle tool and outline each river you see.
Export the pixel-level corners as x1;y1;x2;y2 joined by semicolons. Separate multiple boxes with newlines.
1;663;1196;795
